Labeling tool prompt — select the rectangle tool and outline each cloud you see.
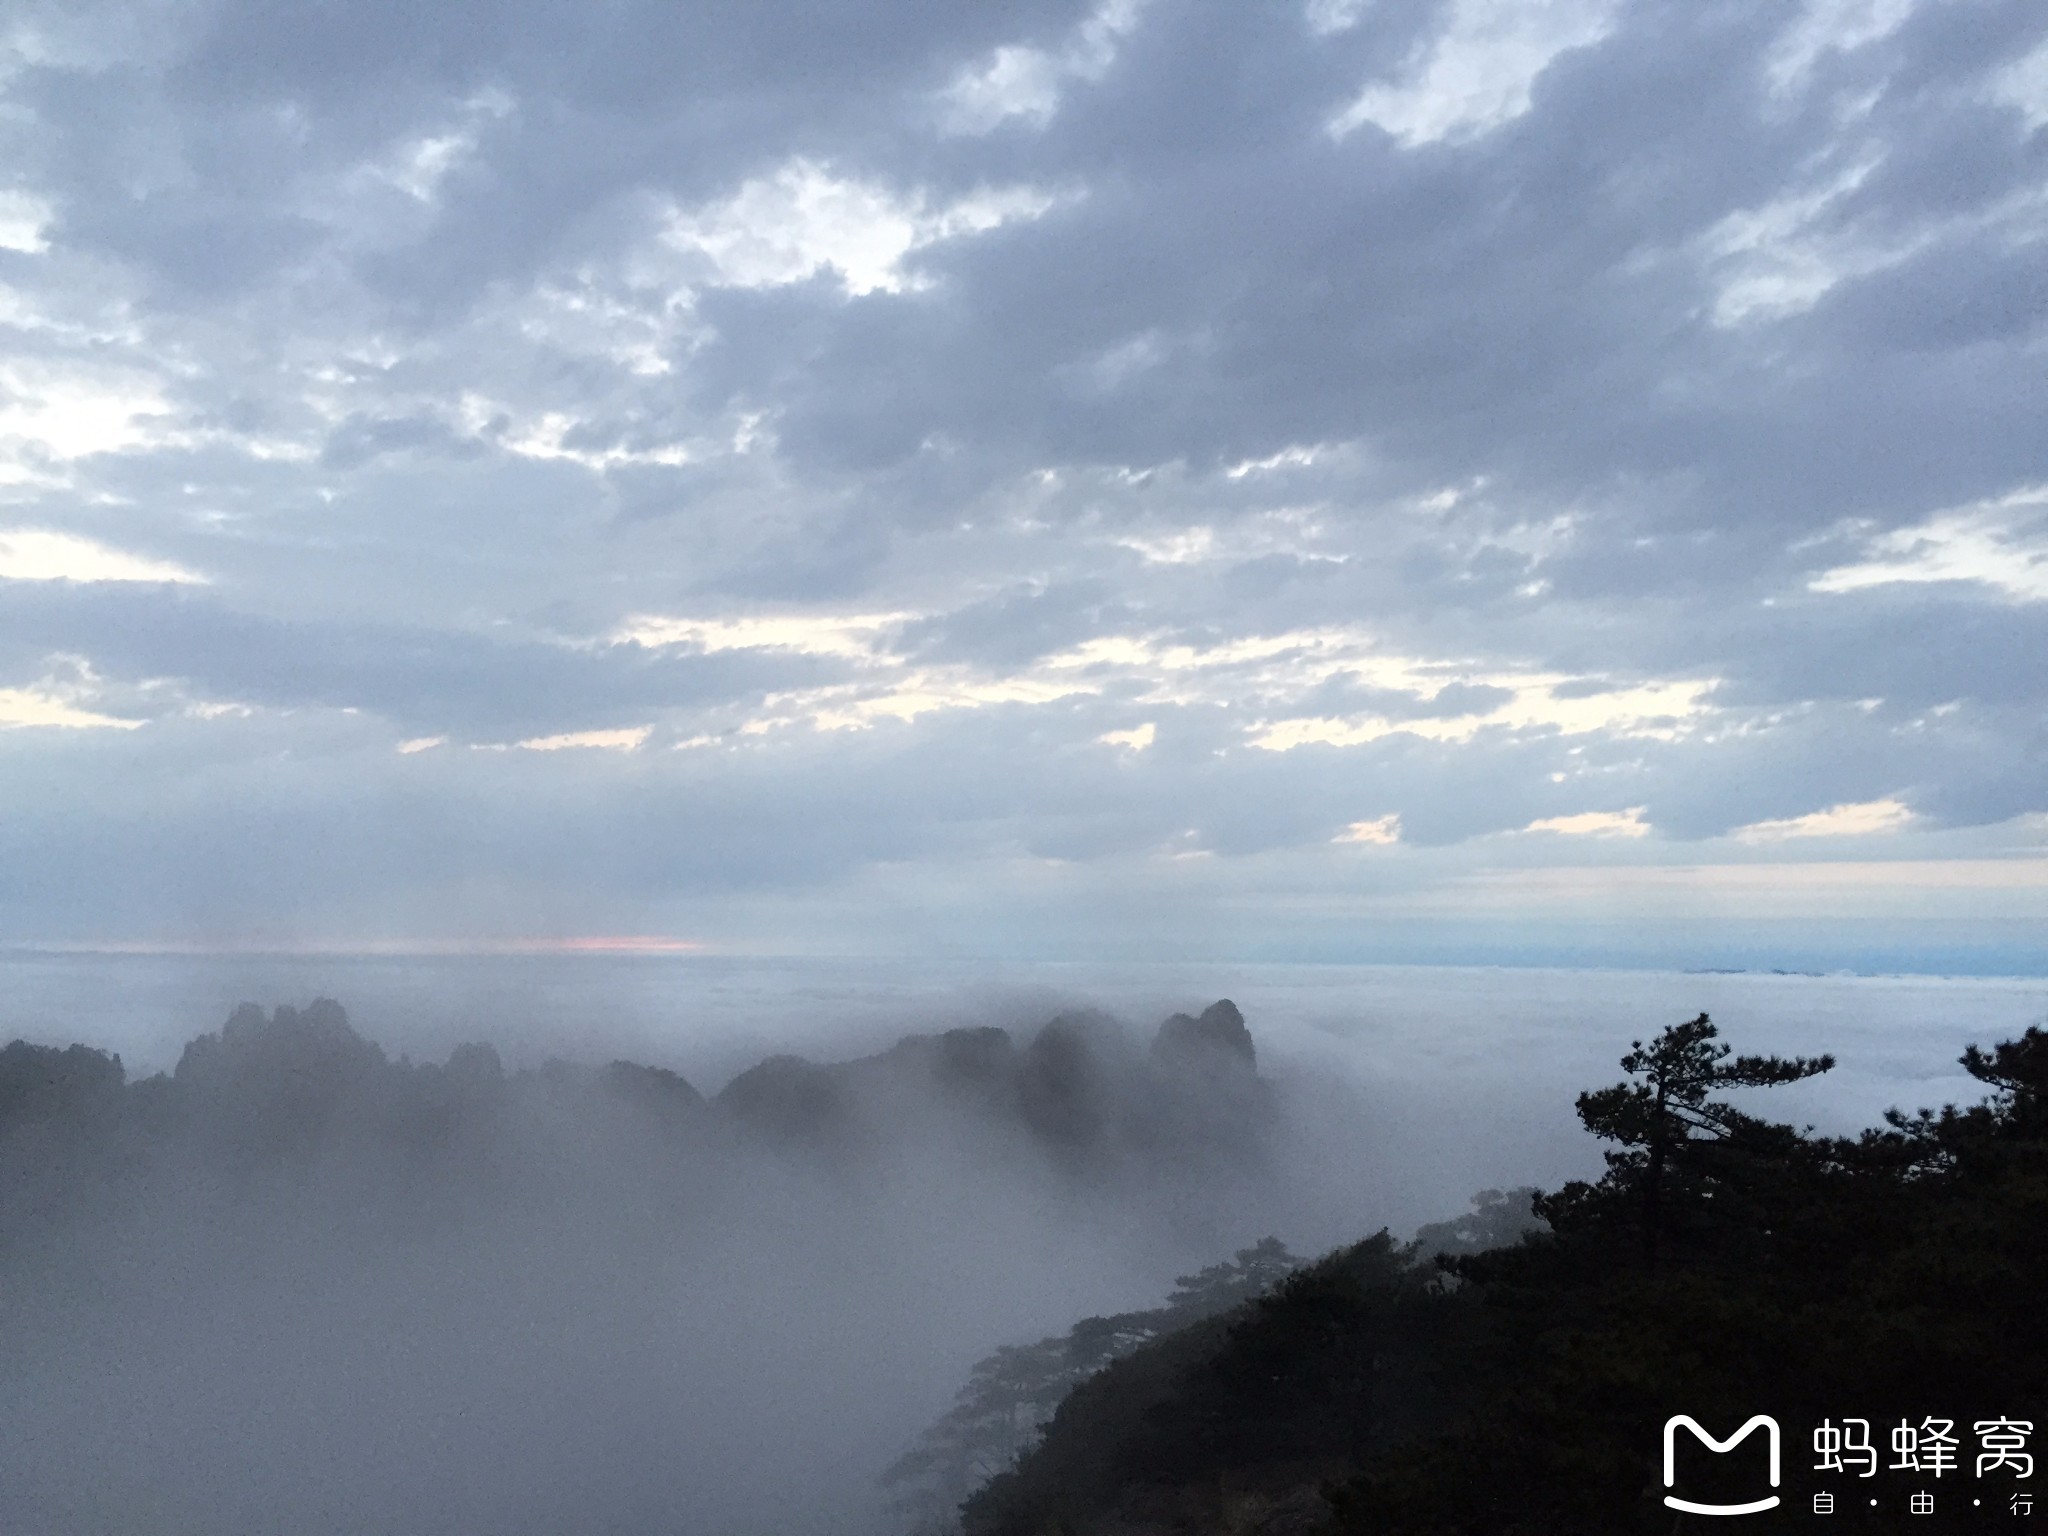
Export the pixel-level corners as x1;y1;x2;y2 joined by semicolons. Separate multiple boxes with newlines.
0;360;175;464
0;583;846;741
615;611;912;660
0;683;143;730
664;160;1063;297
515;726;653;752
1249;667;1716;751
1698;154;1895;326
0;0;2041;957
0;190;54;254
1335;814;1401;845
355;89;514;205
0;654;147;730
1522;807;1650;838
0;528;205;584
1809;486;2048;602
1439;855;2048;921
937;0;1145;134
1765;0;1917;96
1991;32;2048;128
1329;0;1623;146
1733;796;1915;842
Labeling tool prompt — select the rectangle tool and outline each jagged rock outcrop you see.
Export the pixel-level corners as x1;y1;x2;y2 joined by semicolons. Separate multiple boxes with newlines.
707;1003;1266;1168
174;999;386;1089
171;999;388;1160
1151;999;1256;1074
0;1040;125;1130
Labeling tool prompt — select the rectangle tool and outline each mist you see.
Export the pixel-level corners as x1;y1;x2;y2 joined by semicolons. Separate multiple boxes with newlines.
3;989;1345;1535
4;962;2041;1533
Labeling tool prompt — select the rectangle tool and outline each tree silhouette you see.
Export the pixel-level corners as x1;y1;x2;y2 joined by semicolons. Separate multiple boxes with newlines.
960;1011;2048;1535
884;1238;1301;1533
1544;1012;1833;1265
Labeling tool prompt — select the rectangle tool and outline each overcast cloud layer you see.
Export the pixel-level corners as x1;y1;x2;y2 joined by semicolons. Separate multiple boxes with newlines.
1;0;2044;964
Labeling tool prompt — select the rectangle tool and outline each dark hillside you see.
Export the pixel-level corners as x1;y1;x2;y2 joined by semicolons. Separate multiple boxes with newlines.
949;1015;2048;1536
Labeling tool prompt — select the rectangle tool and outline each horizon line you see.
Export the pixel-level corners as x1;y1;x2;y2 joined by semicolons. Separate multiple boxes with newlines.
3;941;2043;981
1;936;713;958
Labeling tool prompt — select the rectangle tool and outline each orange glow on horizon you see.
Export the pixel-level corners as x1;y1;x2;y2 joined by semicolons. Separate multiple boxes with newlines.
542;935;708;954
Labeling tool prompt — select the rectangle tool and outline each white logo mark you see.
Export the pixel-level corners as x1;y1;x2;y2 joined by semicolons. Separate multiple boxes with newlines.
1663;1415;1782;1516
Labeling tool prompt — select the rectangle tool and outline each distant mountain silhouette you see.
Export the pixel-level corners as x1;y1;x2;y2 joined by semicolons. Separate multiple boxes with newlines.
0;994;1276;1231
0;994;1290;1536
1151;999;1256;1073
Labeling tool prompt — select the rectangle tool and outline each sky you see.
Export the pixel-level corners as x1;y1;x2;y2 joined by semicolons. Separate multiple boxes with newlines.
0;0;2044;969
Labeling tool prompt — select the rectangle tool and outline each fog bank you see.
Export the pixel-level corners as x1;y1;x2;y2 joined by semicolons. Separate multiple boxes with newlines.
4;996;1295;1535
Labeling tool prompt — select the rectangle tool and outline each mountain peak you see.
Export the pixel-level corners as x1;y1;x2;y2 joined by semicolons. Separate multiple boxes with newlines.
1152;998;1256;1072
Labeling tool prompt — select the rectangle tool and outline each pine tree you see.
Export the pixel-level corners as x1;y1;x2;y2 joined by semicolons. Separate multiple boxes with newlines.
1543;1012;1833;1264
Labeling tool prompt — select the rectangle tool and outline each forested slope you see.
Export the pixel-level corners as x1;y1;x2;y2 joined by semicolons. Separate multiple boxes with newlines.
955;1016;2048;1535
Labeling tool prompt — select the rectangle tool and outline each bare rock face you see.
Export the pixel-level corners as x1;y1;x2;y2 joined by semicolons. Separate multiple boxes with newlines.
1150;999;1256;1074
